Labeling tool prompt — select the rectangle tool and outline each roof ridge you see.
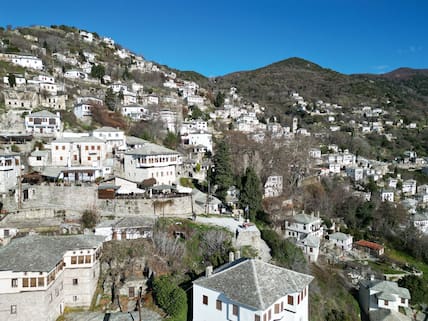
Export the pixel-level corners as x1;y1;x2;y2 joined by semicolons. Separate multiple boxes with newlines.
252;260;266;309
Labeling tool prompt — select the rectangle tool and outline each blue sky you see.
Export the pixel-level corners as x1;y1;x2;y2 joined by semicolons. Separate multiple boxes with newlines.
1;0;427;76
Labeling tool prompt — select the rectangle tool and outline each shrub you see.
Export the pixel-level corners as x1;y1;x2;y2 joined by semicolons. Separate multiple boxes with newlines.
152;276;187;321
81;209;99;229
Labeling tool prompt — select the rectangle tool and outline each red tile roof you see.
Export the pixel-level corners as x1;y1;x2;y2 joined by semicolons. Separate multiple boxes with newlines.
355;240;384;251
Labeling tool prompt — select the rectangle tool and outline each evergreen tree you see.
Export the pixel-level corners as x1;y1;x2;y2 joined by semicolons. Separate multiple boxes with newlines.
163;132;179;150
214;91;225;108
212;140;233;201
8;73;16;88
90;64;105;81
104;87;116;111
239;166;263;221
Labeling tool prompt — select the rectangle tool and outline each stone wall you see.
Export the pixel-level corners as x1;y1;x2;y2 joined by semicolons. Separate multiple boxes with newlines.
3;184;193;219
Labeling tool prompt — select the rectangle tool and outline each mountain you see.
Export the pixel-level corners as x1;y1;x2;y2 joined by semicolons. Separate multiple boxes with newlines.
212;57;428;121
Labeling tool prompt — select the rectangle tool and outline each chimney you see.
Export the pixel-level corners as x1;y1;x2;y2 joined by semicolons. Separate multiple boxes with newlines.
229;252;235;263
235;250;241;260
205;266;213;277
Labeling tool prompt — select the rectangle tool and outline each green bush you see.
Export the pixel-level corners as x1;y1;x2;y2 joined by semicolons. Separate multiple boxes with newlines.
152;276;187;321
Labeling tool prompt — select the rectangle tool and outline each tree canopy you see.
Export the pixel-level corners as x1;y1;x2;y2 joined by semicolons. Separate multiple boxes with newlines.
152;276;187;321
211;140;234;201
239;166;263;222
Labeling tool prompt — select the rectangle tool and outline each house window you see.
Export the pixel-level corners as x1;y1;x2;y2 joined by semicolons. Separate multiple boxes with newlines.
310;247;313;253
78;256;84;264
233;304;239;316
62;146;65;150
85;255;92;263
38;277;44;287
268;309;271;319
10;305;17;314
263;314;267;321
73;296;78;302
36;156;42;161
72;278;78;285
74;155;77;160
216;300;222;310
22;278;29;288
401;298;406;304
11;278;18;288
30;278;37;287
85;146;89;150
384;300;388;306
71;256;77;264
91;145;95;150
287;295;294;305
281;301;284;311
202;295;208;305
88;156;91;161
60;156;63;161
97;146;101;150
274;303;280;313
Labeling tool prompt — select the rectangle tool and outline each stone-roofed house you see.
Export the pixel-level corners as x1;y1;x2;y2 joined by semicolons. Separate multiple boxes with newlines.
193;258;314;321
0;235;103;321
359;279;411;318
284;212;323;262
92;126;126;154
51;136;106;167
28;148;50;167
328;232;353;251
124;142;181;186
95;216;155;241
25;110;62;135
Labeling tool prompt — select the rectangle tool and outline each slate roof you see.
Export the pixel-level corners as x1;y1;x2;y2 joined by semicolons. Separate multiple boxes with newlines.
194;258;314;310
0;235;104;272
29;110;59;118
289;213;320;224
124;142;179;156
361;280;411;300
0;150;19;157
93;126;122;133
53;136;104;143
329;232;351;241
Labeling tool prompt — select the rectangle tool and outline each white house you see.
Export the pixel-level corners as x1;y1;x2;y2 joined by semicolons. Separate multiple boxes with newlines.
0;150;20;194
0;235;103;321
64;70;88;80
186;95;204;106
121;105;150;121
25;110;61;135
79;30;94;42
28;148;50;168
402;179;417;196
181;131;213;153
381;189;394;202
94;216;155;241
73;103;93;119
359;279;410;317
285;212;323;262
309;148;321;159
345;166;364;181
3;74;26;86
193;258;314;321
124;142;181;185
10;54;44;70
180;119;208;134
328;232;353;252
264;175;283;198
411;212;428;234
51;136;106;167
92;127;126;154
158;109;178;132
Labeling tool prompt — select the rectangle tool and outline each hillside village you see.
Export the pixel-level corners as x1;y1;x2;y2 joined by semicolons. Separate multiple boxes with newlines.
0;25;427;321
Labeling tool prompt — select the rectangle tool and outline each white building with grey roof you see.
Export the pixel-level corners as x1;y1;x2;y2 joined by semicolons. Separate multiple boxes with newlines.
285;212;323;262
25;110;62;135
92;126;126;154
124;142;181;186
193;258;314;321
359;279;410;317
0;235;103;321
